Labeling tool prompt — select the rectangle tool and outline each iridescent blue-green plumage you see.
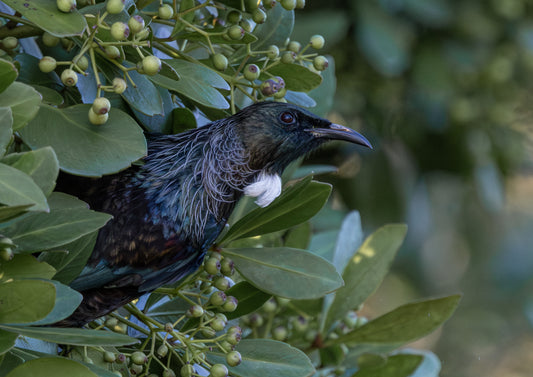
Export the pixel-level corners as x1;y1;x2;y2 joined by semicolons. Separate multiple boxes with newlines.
55;102;371;326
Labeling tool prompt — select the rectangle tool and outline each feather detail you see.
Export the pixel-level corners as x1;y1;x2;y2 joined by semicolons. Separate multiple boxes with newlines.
244;172;282;207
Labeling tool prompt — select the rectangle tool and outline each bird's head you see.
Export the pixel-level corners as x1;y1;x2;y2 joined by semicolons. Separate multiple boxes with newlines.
232;102;372;173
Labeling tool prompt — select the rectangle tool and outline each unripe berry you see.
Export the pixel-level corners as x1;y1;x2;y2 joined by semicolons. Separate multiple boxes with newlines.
244;0;259;11
142;55;162;76
310;34;325;49
313;55;329;71
287;41;301;53
248;313;264;327
103;351;116;363
273;87;287;99
210;317;227;331
222;296;238;312
130;364;143;375
157;344;169;357
209;363;228;377
162;369;176;377
61;68;78;86
186;304;204;318
110;22;130;41
252;8;267;24
218;340;234;352
280;0;296;11
0;237;15;249
212;53;228;71
226;351;242;367
61;38;74;50
74;55;89;71
262;298;277;313
292;315;308;332
273;76;285;89
243;64;260;81
113;77;127;93
267;45;279;59
214;277;230;291
226;10;242;24
106;0;125;14
344;310;358;328
136;27;150;40
204;257;221;275
131;351;147;365
180;365;194;377
164;322;174;332
116;353;127;364
227;325;242;335
42;32;60;47
83;356;94;364
39;56;57;73
227;25;245;40
128;15;145;34
239;19;253;33
209;291;227;306
105;45;121;59
220;258;234;276
2;37;18;50
263;0;276;9
281;51;296;64
158;4;174;19
88;107;109;125
0;248;14;261
272;325;288;341
57;0;76;13
226;330;242;345
296;0;305;8
201;327;216;338
92;97;111;115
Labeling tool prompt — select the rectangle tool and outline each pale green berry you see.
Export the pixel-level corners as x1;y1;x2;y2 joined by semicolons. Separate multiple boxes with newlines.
214;277;230;291
103;351;116;363
281;51;296;64
105;45;121;59
57;0;76;13
226;351;242;367
180;365;194;377
296;0;305;8
221;296;238;312
239;19;253;33
110;22;130;41
128;15;145;34
142;55;161;76
252;8;267;24
74;55;89;71
227;10;241;24
157;344;169;357
267;45;280;59
244;63;260;81
42;32;60;47
287;40;301;53
39;56;57;73
106;0;125;14
209;363;228;377
113;77;127;93
204;257;221;274
212;53;228;71
92;97;111;115
88;107;109;125
220;258;234;276
136;28;150;40
310;34;325;49
2;37;18;50
158;4;174;19
131;351;147;365
227;25;244;40
313;55;329;71
280;0;296;10
186;304;204;318
61;68;78;86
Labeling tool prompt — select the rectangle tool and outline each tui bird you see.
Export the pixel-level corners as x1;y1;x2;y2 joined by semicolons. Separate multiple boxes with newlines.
55;101;371;326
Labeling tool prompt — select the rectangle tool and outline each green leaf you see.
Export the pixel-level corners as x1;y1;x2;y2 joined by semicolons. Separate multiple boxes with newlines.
0;205;32;223
0;82;41;131
0;163;48;212
329;295;462;348
40;232;98;285
176;28;258;45
267;64;322;92
2;0;87;37
308;55;337;117
0;280;55;324
0;352;24;377
0;331;17;356
172;107;197;133
0;325;139;346
352;354;423;377
172;0;195;34
0;60;17;94
207;339;314;377
1;192;111;252
28;280;82;326
30;85;64;106
158;59;229;109
222;177;331;243
0;107;13;156
1;147;59;196
0;255;56;282
18;104;146;177
224;281;271;320
5;357;97;377
252;6;294;51
324;224;407;331
292;165;338;180
284;221;311;249
146;296;190;319
223;247;343;299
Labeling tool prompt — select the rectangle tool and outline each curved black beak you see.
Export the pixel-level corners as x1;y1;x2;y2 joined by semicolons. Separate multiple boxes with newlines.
307;123;373;149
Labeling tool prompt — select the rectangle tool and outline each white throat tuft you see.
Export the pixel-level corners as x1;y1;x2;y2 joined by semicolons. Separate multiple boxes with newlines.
244;172;282;207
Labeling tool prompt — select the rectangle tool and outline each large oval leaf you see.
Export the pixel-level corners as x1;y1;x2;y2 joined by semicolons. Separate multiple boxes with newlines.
223;247;343;299
1;192;111;252
0;280;55;324
324;224;407;331
0;325;139;346
252;6;294;51
267;64;322;92
0;163;48;212
224;281;271;320
2;0;87;37
0;59;17;94
222;178;331;243
1;147;59;196
352;354;423;377
0;106;13;156
5;357;97;377
0;255;56;283
0;330;18;356
207;339;314;377
18;104;146;177
0;82;41;131
28;280;82;326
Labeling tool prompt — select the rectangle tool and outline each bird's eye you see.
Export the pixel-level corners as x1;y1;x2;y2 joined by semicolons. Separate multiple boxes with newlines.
279;111;296;125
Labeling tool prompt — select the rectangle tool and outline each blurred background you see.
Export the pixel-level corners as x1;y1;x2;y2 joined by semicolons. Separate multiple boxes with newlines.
293;0;533;376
